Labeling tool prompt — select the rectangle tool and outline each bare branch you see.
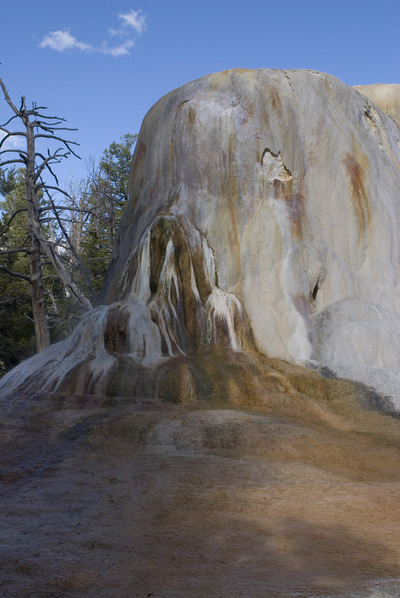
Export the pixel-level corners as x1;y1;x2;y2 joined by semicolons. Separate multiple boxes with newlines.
28;213;92;310
0;294;27;305
34;134;80;158
0;265;30;282
0;126;20;134
0;148;27;157
0;77;19;115
34;123;78;133
34;133;79;146
33;119;65;128
0;208;28;229
0;130;26;149
34;148;68;183
32;113;67;121
37;184;74;201
35;148;65;162
0;158;25;167
38;204;100;217
42;183;94;300
1;113;20;127
40;217;77;224
0;247;30;255
44;162;60;186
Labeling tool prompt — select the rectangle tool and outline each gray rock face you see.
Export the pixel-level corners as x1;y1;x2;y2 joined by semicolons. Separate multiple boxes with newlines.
2;69;400;408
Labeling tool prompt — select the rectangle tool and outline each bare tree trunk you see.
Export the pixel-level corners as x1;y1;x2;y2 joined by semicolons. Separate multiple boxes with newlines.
25;121;50;351
108;177;115;249
75;196;85;253
28;233;50;351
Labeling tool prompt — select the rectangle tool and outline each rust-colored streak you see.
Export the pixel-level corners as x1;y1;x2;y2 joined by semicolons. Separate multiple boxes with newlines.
274;180;306;241
245;100;255;122
342;153;371;237
216;130;242;284
59;356;95;394
104;307;130;355
170;101;190;172
270;86;282;111
286;193;305;240
130;142;146;190
187;107;196;127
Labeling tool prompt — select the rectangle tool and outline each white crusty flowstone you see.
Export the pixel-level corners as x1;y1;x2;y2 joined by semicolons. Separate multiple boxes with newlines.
1;69;400;408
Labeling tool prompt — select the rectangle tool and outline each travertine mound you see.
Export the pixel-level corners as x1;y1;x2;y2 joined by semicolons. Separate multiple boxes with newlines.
1;69;400;407
1;70;400;597
354;83;400;127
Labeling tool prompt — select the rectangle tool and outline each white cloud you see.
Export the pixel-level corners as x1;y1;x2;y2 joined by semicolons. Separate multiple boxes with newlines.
0;131;25;151
39;8;147;57
118;9;147;35
40;30;92;53
100;40;135;57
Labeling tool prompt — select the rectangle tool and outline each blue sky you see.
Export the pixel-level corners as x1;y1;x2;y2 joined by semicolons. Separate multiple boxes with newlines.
1;0;399;186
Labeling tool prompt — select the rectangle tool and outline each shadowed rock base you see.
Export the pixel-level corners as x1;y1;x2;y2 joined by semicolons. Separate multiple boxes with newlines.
1;369;399;598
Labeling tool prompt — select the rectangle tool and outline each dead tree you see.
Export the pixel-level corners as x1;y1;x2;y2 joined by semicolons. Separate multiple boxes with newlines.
0;77;92;352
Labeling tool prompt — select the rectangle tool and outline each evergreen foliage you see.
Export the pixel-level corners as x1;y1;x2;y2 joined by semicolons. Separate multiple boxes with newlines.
81;133;137;293
0;134;136;375
0;170;34;370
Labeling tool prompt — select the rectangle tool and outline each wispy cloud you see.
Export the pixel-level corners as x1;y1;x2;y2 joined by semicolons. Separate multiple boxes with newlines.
110;9;147;37
118;9;147;35
40;9;147;56
100;40;135;57
40;30;91;53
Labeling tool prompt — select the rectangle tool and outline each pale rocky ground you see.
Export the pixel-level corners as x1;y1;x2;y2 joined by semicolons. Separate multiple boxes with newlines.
1;372;400;598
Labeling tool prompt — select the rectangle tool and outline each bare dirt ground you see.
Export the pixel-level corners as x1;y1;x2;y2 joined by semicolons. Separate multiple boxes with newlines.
1;389;400;598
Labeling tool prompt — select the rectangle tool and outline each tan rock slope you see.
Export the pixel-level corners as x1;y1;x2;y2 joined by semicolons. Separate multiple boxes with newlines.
355;83;400;127
1;68;400;409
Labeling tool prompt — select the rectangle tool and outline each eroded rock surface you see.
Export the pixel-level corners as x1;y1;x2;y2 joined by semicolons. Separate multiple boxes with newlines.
1;68;400;407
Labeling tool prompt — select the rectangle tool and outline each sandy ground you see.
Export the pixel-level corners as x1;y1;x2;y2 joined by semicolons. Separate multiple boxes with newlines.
0;393;400;598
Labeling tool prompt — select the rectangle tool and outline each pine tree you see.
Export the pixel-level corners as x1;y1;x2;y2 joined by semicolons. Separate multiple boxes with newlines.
81;133;137;294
